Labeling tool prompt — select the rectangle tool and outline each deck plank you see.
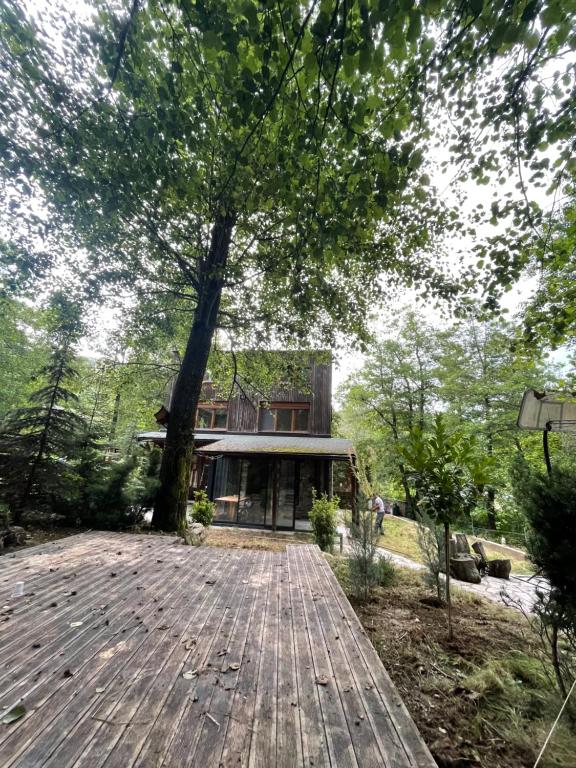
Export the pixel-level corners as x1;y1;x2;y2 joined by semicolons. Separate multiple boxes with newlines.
156;549;260;768
0;533;435;768
289;545;357;768
294;545;435;767
275;553;304;768
190;550;265;768
1;540;204;767
216;550;273;767
247;550;281;768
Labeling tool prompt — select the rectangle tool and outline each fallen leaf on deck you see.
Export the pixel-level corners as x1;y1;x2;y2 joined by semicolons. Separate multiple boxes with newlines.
315;675;329;686
2;704;26;724
182;669;198;680
228;663;241;671
70;621;83;628
62;669;74;678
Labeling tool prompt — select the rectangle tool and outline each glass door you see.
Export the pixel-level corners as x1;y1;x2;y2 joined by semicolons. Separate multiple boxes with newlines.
237;458;268;526
276;459;296;528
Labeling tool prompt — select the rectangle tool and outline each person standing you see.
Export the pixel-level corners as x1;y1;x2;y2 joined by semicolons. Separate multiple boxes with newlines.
373;493;385;535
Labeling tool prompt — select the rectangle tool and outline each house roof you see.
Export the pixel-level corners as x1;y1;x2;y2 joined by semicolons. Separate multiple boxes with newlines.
137;431;226;443
195;434;354;459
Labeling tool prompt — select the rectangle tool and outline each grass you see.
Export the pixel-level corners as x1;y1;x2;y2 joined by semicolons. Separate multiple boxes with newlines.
326;554;576;768
376;515;534;575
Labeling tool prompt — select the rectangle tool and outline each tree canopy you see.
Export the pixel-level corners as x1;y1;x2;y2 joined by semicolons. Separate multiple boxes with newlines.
1;0;575;529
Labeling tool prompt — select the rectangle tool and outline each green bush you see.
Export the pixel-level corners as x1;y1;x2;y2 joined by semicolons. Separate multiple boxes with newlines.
309;491;338;553
78;456;143;529
190;490;215;527
347;510;395;599
376;555;395;587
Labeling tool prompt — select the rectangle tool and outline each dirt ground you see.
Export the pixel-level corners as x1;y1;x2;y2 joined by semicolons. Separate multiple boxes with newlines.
329;558;576;768
204;526;313;551
0;526;82;556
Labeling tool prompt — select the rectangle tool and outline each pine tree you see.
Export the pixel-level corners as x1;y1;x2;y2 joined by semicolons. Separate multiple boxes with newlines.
0;293;86;523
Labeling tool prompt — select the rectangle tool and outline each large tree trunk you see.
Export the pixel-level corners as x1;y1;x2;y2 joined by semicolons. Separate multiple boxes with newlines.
152;214;235;532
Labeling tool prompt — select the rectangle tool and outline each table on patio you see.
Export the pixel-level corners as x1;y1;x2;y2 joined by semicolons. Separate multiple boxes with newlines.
0;532;435;767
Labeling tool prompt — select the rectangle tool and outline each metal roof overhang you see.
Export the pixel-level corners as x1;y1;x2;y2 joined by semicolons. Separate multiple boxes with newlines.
195;435;355;460
136;431;226;443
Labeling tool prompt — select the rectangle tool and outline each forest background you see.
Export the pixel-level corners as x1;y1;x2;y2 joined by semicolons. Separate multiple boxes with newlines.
0;0;575;534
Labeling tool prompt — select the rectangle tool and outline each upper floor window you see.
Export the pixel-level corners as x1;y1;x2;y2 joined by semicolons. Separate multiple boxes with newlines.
196;402;228;430
259;402;310;433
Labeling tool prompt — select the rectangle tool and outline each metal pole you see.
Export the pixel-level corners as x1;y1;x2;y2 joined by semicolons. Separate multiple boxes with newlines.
543;425;553;478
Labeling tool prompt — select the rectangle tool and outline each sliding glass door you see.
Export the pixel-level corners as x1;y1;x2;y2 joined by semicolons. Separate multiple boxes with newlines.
212;457;297;528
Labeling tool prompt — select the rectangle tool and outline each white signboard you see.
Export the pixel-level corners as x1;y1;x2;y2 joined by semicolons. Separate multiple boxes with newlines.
517;389;576;432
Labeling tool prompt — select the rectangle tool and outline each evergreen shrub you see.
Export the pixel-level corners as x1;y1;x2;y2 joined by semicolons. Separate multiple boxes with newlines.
190;490;215;527
309;491;338;553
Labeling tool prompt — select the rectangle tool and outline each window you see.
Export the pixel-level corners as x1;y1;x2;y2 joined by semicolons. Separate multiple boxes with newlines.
258;403;310;433
195;402;228;430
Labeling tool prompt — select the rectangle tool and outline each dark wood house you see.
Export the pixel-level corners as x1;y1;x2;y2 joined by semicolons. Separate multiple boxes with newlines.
138;354;356;530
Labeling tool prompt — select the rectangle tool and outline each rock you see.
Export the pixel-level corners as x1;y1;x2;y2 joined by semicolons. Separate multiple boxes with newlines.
487;559;511;580
450;554;481;584
2;527;27;547
182;522;207;546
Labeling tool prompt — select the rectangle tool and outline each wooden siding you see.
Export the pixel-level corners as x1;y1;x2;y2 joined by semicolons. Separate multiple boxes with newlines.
198;357;332;436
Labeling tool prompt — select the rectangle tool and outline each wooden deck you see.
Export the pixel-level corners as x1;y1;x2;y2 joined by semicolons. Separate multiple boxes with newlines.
0;532;435;767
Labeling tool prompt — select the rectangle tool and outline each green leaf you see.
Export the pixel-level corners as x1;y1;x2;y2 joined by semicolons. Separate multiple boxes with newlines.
2;704;26;725
359;47;372;74
203;31;222;52
468;0;484;15
407;12;422;43
343;53;355;79
541;4;564;26
304;52;316;74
